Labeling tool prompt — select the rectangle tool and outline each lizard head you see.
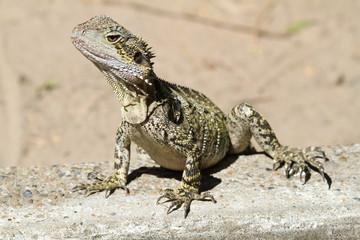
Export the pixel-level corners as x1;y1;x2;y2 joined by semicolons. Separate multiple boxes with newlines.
71;15;155;91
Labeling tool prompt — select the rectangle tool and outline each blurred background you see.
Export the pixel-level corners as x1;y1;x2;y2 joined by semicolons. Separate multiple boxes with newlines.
0;0;359;167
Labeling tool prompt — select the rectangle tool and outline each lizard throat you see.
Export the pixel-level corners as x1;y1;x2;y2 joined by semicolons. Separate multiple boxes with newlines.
102;68;152;98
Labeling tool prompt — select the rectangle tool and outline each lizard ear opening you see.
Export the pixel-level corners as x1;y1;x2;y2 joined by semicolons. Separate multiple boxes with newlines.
134;51;143;64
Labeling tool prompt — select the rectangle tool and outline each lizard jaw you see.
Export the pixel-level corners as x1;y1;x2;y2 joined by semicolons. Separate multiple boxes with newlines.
72;37;149;84
73;39;152;97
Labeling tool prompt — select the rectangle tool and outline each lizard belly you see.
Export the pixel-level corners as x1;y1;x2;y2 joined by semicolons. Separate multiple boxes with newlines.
130;125;187;171
129;123;226;171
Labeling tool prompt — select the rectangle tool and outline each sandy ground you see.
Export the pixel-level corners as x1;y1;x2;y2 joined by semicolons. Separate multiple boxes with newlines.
0;0;359;167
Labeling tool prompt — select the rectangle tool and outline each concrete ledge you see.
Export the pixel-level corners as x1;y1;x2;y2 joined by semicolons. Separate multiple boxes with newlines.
1;144;359;239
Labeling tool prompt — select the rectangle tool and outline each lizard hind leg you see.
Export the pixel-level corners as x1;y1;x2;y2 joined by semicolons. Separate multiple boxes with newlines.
227;103;330;185
226;104;252;154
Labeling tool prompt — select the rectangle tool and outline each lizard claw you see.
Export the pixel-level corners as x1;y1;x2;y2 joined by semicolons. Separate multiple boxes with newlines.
273;145;330;187
157;187;216;218
73;173;128;197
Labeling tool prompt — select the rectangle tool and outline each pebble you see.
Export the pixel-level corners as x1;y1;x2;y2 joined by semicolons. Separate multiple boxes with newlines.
23;190;33;199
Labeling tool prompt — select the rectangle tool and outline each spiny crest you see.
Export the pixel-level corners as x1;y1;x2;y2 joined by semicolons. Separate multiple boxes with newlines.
138;37;155;63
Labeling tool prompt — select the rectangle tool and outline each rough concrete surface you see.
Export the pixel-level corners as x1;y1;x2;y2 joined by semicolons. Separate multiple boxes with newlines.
1;144;359;239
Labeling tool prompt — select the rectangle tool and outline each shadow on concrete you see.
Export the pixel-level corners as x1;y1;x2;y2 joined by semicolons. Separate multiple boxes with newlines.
127;149;267;193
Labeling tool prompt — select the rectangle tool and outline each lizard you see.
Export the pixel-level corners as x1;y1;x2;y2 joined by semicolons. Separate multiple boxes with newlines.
71;15;329;218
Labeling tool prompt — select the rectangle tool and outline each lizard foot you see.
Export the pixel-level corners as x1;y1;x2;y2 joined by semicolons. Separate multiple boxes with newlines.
72;170;128;197
157;187;216;218
273;146;330;186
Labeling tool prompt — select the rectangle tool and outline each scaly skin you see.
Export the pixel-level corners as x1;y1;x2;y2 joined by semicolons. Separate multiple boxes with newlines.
71;15;329;218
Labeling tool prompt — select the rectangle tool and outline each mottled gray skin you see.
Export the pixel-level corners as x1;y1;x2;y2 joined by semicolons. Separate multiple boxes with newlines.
71;15;329;218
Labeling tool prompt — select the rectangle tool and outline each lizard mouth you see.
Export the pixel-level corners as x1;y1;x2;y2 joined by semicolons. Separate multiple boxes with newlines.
71;35;150;87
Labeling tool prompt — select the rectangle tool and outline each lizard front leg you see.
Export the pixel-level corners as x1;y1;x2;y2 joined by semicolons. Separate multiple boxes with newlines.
73;122;131;197
227;103;329;184
157;147;216;218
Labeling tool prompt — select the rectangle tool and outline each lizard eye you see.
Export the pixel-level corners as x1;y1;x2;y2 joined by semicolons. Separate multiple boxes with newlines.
134;51;143;64
106;33;121;43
